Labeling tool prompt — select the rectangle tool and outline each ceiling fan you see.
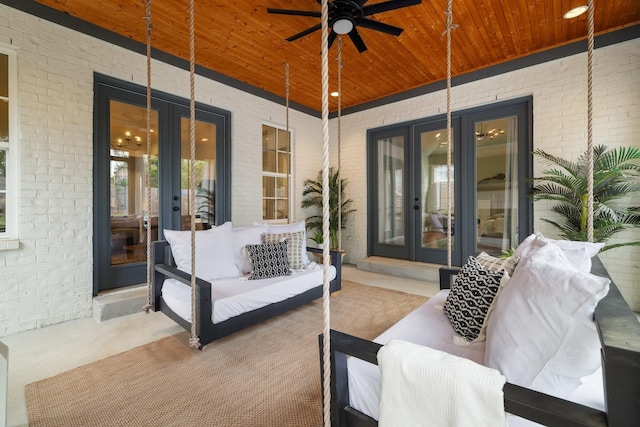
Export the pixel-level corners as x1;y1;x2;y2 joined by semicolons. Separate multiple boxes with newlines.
267;0;422;53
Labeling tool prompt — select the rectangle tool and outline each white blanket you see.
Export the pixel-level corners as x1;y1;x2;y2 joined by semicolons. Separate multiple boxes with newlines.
378;339;507;427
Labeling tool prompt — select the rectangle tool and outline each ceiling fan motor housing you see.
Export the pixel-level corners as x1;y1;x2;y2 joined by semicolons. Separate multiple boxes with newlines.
330;1;363;34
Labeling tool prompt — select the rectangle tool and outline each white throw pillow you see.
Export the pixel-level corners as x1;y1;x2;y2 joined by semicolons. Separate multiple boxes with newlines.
514;232;603;272
232;225;267;274
255;220;311;266
484;241;610;398
163;221;242;281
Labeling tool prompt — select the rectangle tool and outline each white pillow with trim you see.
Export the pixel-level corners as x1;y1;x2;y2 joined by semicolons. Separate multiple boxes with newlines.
484;241;610;398
164;221;242;281
514;232;603;272
232;225;267;274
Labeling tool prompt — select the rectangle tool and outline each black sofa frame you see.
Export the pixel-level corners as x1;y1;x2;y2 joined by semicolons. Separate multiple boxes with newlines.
152;240;342;348
322;257;640;427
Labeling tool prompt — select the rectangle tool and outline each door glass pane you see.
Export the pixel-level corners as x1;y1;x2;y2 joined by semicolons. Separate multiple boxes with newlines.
476;117;518;254
420;129;455;250
377;136;405;245
109;100;159;266
181;117;217;230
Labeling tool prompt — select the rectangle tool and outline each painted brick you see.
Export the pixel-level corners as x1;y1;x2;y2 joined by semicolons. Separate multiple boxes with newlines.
0;4;639;338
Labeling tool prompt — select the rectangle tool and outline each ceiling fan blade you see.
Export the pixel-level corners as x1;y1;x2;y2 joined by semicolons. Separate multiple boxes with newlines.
362;0;421;16
286;23;322;42
348;28;368;53
358;18;403;36
267;8;321;18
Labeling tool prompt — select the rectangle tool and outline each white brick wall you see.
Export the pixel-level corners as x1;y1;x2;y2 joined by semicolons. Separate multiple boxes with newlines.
0;4;638;338
335;38;640;311
0;5;322;337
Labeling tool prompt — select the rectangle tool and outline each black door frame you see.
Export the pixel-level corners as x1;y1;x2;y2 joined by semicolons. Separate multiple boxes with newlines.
93;74;232;295
367;96;533;266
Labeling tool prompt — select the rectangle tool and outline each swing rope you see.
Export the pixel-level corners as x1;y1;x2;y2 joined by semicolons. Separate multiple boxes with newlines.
143;0;154;313
587;0;595;242
285;63;295;222
187;0;200;349
337;36;343;251
319;0;332;424
443;0;457;268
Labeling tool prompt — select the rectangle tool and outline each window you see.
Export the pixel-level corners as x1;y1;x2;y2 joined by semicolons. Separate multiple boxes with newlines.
0;47;16;239
262;124;291;222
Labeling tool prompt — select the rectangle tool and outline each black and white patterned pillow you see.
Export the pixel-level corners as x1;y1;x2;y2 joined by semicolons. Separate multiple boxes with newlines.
245;241;291;280
444;256;505;342
261;231;305;270
476;251;520;276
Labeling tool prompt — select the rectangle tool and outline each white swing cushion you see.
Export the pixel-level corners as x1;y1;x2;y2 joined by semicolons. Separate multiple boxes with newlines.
164;221;242;281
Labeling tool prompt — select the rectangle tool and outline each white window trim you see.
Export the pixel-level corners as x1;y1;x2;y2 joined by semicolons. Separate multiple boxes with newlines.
0;44;18;244
261;121;294;224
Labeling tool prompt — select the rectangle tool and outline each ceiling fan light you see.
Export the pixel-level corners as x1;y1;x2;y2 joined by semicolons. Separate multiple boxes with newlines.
563;5;588;19
333;17;354;35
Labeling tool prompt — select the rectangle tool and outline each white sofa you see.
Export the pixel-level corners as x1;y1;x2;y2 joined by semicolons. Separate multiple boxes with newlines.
151;221;341;347
325;233;640;427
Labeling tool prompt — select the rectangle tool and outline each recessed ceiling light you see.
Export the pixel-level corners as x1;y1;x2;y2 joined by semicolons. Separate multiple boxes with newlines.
330;91;339;97
563;5;588;19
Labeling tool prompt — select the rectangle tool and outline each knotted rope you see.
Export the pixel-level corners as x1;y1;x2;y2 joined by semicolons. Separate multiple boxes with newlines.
187;0;200;349
587;0;595;242
143;0;154;313
443;0;457;268
285;63;295;222
337;36;343;251
319;0;332;425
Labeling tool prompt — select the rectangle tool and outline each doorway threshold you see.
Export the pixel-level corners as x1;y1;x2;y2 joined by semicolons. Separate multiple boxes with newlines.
93;284;148;322
356;256;442;283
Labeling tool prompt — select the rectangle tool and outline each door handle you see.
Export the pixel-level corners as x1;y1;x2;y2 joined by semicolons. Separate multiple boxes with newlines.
173;206;180;211
414;205;420;210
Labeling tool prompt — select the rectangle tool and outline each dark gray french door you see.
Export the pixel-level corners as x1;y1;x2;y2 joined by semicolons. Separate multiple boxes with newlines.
368;98;532;266
93;75;231;294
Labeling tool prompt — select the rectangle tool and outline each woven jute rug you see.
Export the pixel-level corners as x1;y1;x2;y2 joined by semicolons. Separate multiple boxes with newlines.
26;281;427;426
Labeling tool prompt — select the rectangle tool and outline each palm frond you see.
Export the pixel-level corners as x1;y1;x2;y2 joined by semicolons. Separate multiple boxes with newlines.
301;166;357;249
533;145;640;247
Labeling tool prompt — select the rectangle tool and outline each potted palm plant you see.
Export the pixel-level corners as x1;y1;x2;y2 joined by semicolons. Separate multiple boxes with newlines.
302;167;356;252
532;145;640;251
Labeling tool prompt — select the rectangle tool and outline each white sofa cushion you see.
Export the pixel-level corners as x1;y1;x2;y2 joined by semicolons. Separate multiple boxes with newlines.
485;241;610;398
514;232;603;273
163;221;242;281
232;225;267;274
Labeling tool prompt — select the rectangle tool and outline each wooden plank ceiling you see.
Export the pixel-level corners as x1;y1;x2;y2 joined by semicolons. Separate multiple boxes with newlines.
34;0;640;113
